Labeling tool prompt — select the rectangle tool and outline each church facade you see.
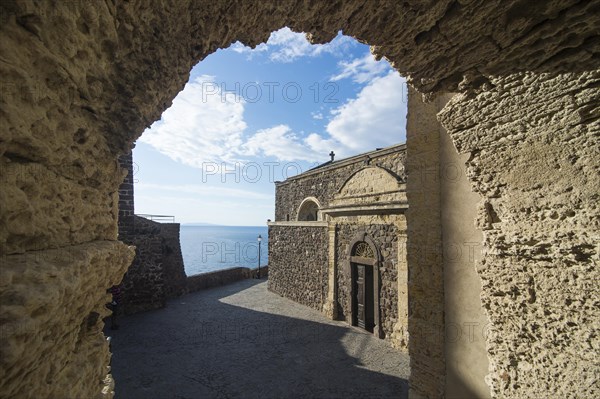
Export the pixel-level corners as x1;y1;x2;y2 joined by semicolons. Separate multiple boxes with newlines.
268;144;408;349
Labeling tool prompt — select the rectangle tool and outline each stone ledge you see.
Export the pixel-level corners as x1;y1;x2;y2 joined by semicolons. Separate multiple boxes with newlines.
267;221;329;227
186;266;268;293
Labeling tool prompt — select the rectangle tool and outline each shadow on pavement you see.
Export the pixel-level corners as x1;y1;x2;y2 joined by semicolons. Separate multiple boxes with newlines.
108;279;408;399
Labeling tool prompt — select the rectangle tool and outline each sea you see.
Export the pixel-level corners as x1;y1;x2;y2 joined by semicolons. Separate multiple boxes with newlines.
180;225;269;276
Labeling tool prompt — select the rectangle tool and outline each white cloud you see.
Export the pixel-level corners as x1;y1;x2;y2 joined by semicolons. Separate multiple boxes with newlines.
330;53;391;84
229;42;269;58
311;111;324;120
139;75;247;167
227;27;356;63
304;133;345;158
325;72;407;151
268;28;354;62
242;125;321;162
140;72;407;168
136;182;271;200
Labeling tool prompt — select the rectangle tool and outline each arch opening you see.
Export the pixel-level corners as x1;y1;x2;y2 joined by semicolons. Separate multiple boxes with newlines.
1;3;597;399
297;197;321;221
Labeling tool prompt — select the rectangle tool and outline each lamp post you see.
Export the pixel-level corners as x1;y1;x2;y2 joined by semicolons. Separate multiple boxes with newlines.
257;234;262;279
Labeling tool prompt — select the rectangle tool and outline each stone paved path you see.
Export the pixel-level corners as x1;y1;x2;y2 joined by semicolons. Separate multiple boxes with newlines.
109;279;409;399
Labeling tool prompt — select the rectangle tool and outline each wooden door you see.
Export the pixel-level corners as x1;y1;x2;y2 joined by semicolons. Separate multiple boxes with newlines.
356;264;366;329
353;263;374;332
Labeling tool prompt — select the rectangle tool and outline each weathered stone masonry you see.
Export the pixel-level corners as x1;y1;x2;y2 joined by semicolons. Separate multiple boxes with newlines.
1;1;598;398
268;225;329;312
115;152;187;314
438;72;600;398
269;145;408;346
335;222;399;340
117;215;187;314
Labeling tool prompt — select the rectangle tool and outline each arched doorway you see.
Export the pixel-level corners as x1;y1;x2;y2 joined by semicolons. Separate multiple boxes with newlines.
349;238;381;338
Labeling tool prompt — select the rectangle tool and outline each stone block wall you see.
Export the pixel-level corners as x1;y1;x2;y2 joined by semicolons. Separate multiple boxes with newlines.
160;223;188;299
117;154;135;238
268;225;329;311
118;217;166;314
335;222;399;339
405;89;448;398
115;151;186;314
118;216;187;314
275;146;406;221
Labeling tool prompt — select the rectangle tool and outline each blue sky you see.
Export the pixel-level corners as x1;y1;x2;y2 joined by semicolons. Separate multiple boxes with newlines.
133;28;407;226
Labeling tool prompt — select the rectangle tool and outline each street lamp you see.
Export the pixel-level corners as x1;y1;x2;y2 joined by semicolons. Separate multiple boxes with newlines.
257;234;262;279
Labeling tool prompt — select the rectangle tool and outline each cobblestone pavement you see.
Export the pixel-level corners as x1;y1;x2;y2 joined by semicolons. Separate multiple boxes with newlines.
109;279;409;399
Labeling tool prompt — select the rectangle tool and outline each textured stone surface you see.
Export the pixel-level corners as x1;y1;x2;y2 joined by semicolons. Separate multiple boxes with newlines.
0;241;134;398
160;223;187;299
118;216;187;315
0;158;123;254
335;222;400;340
405;88;448;398
275;146;406;222
0;1;598;397
116;152;187;313
438;71;600;398
268;225;329;311
270;146;407;346
439;101;490;398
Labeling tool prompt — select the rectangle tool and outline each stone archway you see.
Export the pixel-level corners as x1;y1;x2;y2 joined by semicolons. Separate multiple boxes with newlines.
1;2;598;398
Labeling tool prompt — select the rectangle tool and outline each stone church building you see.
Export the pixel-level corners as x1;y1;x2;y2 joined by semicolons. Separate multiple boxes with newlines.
268;144;409;348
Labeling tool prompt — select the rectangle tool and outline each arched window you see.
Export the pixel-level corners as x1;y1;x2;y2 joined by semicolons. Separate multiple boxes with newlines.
353;241;375;259
297;197;320;221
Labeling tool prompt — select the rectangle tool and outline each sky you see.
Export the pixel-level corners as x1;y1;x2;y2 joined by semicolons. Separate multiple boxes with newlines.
133;28;408;226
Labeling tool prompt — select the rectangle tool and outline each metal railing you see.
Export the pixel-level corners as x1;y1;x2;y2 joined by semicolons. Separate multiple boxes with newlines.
136;214;175;223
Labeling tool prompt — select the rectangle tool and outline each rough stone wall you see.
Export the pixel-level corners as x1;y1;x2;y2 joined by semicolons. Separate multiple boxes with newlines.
117;154;135;238
438;94;490;398
116;151;186;312
335;222;399;340
268;225;328;311
118;216;166;314
118;216;187;314
1;1;599;398
438;71;600;398
405;88;448;398
275;147;406;221
159;223;187;300
0;242;134;399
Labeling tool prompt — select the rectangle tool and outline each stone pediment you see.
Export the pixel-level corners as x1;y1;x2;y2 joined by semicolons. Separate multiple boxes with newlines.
323;166;407;214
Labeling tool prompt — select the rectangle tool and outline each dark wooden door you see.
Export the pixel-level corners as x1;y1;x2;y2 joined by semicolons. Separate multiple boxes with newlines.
356;264;366;329
353;264;374;332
